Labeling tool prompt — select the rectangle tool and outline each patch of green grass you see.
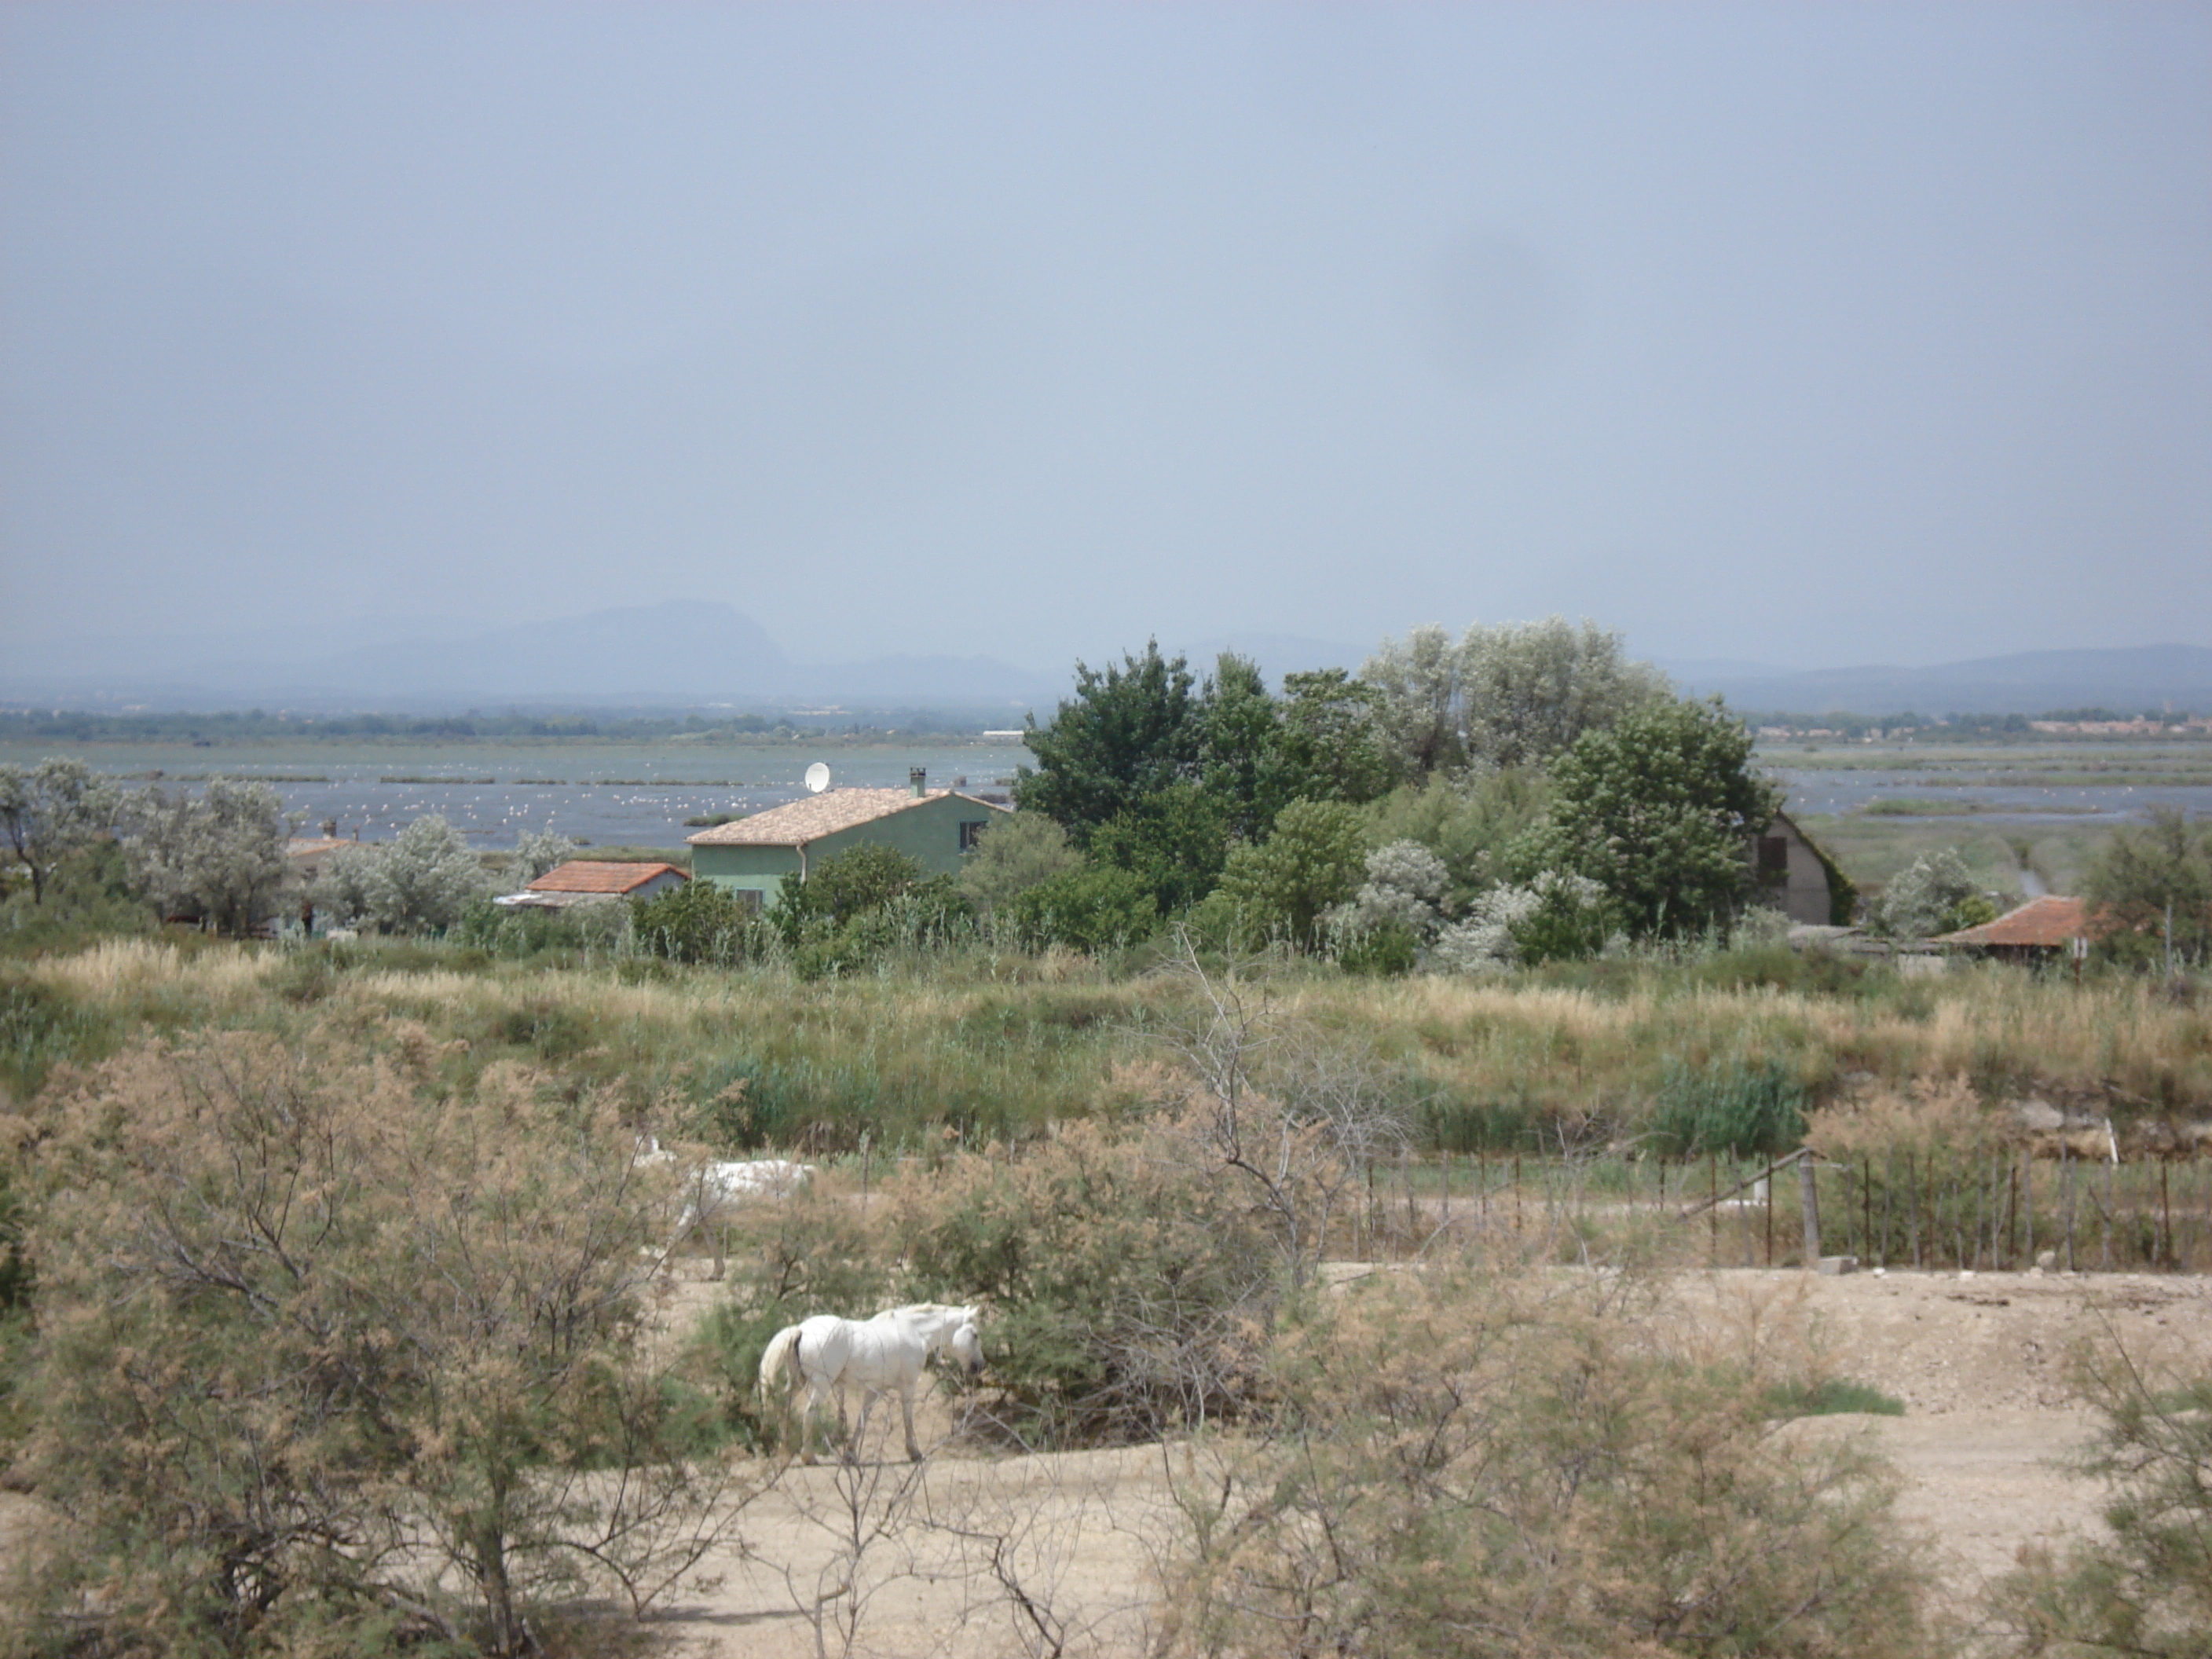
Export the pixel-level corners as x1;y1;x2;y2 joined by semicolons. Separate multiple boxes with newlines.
1862;798;1981;816
1766;1375;1906;1418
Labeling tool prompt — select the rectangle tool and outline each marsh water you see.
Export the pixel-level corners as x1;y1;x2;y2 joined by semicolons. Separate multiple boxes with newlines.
2;736;2206;850
0;739;1032;849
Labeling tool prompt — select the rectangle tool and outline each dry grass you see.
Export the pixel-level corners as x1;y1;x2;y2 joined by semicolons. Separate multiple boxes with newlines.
10;939;2210;1152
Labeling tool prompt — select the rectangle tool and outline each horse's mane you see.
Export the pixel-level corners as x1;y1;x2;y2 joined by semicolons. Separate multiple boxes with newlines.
884;1302;974;1321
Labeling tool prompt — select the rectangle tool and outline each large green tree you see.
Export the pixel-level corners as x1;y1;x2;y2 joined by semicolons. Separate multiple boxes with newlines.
1199;653;1294;844
1276;669;1397;808
1016;642;1204;844
1513;696;1780;941
1090;779;1232;914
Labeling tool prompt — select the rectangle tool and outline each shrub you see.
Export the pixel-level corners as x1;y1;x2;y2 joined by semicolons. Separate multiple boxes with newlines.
15;1031;751;1654
890;1119;1280;1447
1213;798;1368;950
1007;862;1157;952
1159;1265;1934;1658
1993;1341;2212;1655
632;877;762;965
1431;869;1613;973
955;811;1084;916
1871;848;1984;939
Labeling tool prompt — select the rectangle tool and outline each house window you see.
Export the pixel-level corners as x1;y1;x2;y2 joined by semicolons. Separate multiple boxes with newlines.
959;819;990;852
1758;836;1790;876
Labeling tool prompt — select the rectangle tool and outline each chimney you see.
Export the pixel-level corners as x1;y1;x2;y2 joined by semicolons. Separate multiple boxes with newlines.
909;767;927;798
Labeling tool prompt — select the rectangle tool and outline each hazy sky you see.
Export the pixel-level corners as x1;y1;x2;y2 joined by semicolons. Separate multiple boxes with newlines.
3;2;2207;680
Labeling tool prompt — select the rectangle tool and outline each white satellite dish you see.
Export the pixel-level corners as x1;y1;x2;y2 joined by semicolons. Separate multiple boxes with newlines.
804;762;830;794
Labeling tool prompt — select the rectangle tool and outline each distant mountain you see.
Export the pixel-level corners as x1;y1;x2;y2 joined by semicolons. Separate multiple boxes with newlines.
1664;643;2212;716
0;601;1062;712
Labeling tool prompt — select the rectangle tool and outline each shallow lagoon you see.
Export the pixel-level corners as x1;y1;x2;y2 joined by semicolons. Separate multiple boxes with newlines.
5;734;2207;851
0;738;1031;848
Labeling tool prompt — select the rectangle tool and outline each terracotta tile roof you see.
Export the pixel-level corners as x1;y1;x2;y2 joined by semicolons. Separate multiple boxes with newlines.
287;837;361;860
686;788;1000;847
1933;895;2092;948
527;860;687;895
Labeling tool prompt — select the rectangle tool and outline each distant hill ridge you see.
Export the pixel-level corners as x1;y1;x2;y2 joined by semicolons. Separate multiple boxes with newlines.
0;601;1062;712
5;604;2207;717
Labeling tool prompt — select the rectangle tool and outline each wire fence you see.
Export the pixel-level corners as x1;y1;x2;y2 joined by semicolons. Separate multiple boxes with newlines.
1343;1147;2212;1273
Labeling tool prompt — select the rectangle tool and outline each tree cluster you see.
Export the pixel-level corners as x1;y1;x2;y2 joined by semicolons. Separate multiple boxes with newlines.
1004;617;1783;965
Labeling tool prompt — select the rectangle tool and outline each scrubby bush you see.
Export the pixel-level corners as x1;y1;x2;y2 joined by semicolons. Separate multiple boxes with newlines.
892;1118;1280;1446
449;892;632;960
14;1030;752;1655
1159;1265;1934;1659
1333;838;1451;941
954;811;1083;917
1994;1341;2212;1655
775;845;972;979
1212;798;1367;950
1360;769;1551;909
632;877;763;965
1007;862;1157;952
2086;805;2212;972
1431;870;1613;974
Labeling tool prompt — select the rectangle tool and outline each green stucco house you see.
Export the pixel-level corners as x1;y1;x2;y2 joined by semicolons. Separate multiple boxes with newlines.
687;769;1011;907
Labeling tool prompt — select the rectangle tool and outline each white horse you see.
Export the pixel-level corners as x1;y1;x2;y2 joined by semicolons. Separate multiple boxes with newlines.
635;1137;814;1278
757;1303;985;1463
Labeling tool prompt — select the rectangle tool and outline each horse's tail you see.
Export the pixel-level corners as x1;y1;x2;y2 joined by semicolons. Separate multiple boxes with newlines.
758;1324;803;1401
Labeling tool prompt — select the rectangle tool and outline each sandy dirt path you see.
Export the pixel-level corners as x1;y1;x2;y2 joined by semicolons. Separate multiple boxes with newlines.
639;1265;2212;1657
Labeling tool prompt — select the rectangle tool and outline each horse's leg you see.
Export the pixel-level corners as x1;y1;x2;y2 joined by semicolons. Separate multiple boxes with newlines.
900;1381;922;1463
797;1377;825;1465
851;1386;874;1465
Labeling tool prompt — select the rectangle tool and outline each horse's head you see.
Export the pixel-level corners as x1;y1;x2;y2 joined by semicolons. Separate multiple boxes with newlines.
947;1309;985;1379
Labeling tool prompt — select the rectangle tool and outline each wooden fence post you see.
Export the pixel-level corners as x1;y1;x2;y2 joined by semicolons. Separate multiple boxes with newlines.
1799;1154;1822;1266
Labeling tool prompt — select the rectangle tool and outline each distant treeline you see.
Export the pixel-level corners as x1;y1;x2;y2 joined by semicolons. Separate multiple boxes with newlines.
1743;708;2204;738
0;707;994;743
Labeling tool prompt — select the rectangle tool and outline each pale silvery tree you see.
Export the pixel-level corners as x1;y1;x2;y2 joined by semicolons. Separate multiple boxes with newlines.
309;842;379;928
359;815;491;933
1871;848;1980;939
505;827;579;892
121;778;297;936
1359;624;1465;780
1457;616;1671;770
0;758;122;905
1361;616;1669;782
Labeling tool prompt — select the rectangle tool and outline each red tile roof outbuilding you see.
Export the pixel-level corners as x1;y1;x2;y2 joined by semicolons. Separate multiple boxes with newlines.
1932;895;2093;949
526;860;687;895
